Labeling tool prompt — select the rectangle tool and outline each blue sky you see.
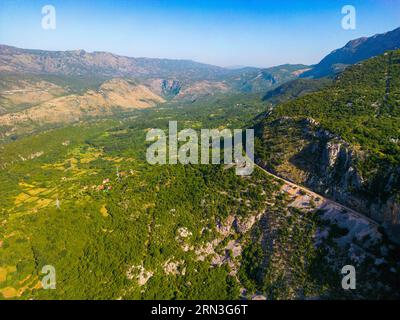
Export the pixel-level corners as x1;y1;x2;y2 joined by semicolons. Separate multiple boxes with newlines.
0;0;399;67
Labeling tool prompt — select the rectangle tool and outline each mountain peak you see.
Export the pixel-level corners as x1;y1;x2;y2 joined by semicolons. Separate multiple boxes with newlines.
344;37;368;49
301;26;400;78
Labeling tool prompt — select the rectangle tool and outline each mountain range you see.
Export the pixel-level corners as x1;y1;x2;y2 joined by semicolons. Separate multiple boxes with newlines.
0;44;308;91
302;27;400;78
0;45;310;136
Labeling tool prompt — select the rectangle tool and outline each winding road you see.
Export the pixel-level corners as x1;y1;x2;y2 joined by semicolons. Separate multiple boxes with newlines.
253;162;379;226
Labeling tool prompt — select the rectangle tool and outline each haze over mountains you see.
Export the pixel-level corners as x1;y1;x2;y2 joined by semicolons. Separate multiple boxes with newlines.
1;27;400;139
0;44;310;135
1;26;399;101
0;44;309;83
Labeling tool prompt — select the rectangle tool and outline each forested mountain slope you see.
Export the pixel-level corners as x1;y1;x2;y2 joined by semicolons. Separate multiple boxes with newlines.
255;50;400;242
262;78;332;105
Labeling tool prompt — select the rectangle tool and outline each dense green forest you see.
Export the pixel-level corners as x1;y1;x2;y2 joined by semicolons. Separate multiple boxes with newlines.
0;96;275;299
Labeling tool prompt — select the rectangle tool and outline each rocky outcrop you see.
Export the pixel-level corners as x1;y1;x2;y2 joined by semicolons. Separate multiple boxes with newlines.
256;116;400;243
303;122;400;242
233;215;259;234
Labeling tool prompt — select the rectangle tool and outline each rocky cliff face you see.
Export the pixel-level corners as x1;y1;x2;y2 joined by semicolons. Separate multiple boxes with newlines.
256;117;400;243
302;121;365;206
306;122;400;242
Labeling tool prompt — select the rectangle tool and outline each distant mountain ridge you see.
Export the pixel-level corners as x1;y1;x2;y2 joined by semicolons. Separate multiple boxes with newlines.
302;27;400;78
0;44;310;97
0;45;310;135
0;44;228;80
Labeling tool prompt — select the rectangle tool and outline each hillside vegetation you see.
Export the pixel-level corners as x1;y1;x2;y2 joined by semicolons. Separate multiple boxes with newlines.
1;36;400;300
0;95;399;300
255;50;400;241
